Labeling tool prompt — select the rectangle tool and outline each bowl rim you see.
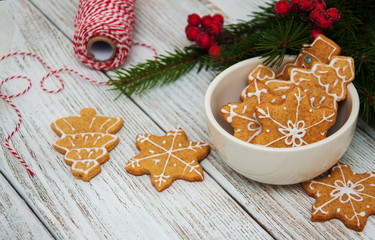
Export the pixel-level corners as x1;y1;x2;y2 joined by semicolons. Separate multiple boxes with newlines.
204;57;360;152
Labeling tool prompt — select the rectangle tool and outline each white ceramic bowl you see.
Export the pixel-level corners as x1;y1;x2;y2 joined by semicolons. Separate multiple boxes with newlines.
204;56;360;185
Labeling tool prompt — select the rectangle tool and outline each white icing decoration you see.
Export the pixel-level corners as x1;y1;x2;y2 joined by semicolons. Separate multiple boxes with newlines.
247;79;268;104
241;85;250;100
308;164;375;227
248;64;275;81
89;117;96;129
242;105;247;114
222;105;262;143
289;56;354;110
100;119;112;130
52;111;122;178
63;119;75;131
126;128;208;186
221;104;238;123
257;88;335;147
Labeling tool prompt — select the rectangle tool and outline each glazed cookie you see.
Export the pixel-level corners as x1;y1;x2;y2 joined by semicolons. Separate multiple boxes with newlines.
240;63;276;101
303;163;375;232
253;86;336;147
221;79;283;143
276;34;341;79
125;128;210;192
266;56;355;109
247;63;276;82
51;108;123;181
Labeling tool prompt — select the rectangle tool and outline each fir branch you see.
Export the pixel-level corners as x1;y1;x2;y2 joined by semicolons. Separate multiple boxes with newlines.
256;19;310;67
109;47;206;96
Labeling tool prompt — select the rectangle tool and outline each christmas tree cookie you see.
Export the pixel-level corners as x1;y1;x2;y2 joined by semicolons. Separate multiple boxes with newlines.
51;108;123;181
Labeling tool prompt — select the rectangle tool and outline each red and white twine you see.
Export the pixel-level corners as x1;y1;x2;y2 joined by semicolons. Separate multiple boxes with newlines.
74;0;142;70
2;0;158;176
0;52;109;176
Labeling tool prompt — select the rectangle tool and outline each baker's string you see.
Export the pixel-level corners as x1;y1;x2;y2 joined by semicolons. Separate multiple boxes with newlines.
0;52;109;176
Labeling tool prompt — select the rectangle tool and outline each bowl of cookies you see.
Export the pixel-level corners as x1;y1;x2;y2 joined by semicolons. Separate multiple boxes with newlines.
204;35;360;185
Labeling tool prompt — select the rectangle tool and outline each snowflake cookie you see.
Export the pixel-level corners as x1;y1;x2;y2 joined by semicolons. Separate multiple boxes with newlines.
125;128;210;192
253;86;336;147
51;108;123;181
221;79;283;143
302;163;375;231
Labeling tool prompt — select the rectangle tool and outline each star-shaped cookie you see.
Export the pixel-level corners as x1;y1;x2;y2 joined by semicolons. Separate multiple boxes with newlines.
253;86;336;147
125;128;210;191
303;163;375;231
221;79;283;143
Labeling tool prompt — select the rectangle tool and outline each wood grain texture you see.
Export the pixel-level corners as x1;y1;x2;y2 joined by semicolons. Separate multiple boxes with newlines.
0;0;272;239
2;0;374;239
0;173;53;240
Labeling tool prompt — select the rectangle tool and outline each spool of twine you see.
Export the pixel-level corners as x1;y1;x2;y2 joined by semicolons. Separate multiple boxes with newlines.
73;0;136;70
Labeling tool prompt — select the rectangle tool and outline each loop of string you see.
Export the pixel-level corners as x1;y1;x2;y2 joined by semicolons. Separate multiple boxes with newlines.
0;52;109;176
73;0;136;70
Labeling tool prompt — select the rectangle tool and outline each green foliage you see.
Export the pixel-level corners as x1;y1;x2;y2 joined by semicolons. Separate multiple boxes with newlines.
109;46;207;96
110;0;375;124
256;19;310;67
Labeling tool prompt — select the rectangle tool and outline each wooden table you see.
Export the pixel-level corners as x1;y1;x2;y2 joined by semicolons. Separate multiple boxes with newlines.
1;0;374;239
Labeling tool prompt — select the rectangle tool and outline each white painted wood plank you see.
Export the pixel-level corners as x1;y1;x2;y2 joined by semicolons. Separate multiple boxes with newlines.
0;0;272;239
27;0;375;238
0;173;53;240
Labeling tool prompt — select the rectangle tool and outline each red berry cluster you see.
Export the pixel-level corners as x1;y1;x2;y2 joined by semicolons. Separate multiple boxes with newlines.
185;13;224;58
273;0;341;37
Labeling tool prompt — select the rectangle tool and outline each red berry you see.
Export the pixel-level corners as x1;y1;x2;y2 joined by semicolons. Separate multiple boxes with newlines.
310;8;324;23
298;0;314;12
315;12;333;29
313;0;326;10
290;0;300;13
201;15;213;28
207;21;222;36
187;13;201;26
185;25;201;41
274;0;291;17
212;14;224;25
326;8;341;22
195;32;212;49
209;45;221;60
311;28;323;38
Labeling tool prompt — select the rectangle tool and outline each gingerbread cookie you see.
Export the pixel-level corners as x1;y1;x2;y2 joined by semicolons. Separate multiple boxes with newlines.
221;79;283;143
303;163;375;231
266;56;355;109
276;34;341;79
247;63;276;82
240;63;276;101
51;108;123;181
125;128;210;192
253;86;336;147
